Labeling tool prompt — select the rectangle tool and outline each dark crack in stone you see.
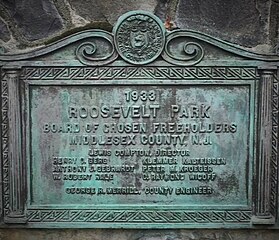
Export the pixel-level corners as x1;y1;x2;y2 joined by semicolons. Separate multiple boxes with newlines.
0;17;10;42
2;0;64;41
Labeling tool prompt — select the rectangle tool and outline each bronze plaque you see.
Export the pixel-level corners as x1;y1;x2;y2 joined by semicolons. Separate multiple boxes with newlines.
0;11;279;228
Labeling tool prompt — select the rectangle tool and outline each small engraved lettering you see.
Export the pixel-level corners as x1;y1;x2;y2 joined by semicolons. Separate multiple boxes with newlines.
175;186;213;195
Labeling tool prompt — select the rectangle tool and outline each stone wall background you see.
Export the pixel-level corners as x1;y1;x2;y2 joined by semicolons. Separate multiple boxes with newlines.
0;0;279;239
0;229;279;240
0;0;278;54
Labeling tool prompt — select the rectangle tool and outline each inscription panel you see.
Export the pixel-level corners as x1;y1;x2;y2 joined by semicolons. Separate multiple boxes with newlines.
26;81;254;209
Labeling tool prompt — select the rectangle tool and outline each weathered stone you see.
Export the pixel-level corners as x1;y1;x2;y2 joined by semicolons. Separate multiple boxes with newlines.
67;0;157;24
2;0;64;41
101;0;157;24
52;0;75;28
175;0;270;47
0;17;10;42
269;0;279;51
154;0;170;21
67;0;106;22
67;0;162;28
1;229;279;240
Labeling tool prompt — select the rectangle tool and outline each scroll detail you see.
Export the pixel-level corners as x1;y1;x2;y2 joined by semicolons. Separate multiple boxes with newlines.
162;32;204;66
75;33;118;66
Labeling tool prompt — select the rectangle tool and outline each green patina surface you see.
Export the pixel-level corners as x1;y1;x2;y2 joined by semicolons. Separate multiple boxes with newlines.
29;83;254;208
0;11;279;229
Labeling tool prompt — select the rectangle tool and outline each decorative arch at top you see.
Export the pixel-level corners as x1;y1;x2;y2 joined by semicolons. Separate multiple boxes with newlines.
0;11;279;66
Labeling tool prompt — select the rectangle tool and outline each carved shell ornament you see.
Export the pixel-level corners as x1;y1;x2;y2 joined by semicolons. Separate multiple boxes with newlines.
113;11;166;65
